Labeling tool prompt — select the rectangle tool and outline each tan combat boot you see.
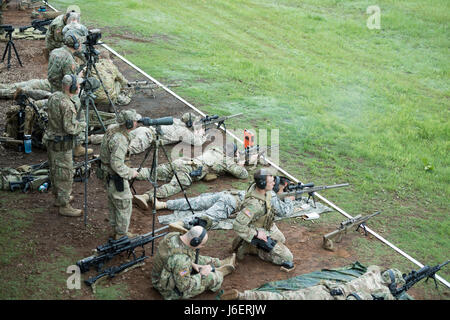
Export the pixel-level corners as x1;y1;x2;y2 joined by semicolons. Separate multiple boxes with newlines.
133;194;149;210
59;204;82;217
73;145;93;157
219;253;236;268
53;195;74;207
221;289;240;300
216;264;235;277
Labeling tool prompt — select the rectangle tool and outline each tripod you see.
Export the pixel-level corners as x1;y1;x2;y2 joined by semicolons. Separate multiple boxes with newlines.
130;125;196;255
1;27;23;70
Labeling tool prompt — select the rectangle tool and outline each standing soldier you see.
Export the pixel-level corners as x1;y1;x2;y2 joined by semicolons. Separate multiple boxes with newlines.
99;109;145;240
232;169;295;272
42;75;86;217
45;6;81;56
152;225;236;300
132;143;248;204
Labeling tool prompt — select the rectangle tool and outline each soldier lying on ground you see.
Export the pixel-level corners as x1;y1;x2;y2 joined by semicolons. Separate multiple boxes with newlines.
88;112;209;151
132;143;249;200
221;265;405;300
231;169;295;272
134;176;296;232
152;225;236;300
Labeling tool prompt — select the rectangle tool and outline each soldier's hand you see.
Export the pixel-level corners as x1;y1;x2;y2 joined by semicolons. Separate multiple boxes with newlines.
199;264;212;277
132;170;139;178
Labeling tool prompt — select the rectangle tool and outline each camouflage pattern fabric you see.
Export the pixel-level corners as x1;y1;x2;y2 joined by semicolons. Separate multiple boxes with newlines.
44;91;85;206
232;184;293;266
99;124;147;235
45;14;65;51
47;45;78;92
152;232;223;300
158;193;332;230
236;265;398;300
0;79;51;100
159;118;208;147
91;59;132;106
0;167;48;191
140;147;248;198
0;28;46;41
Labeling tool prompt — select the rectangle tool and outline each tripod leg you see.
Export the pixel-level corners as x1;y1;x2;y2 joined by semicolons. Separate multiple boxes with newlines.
10;41;23;67
7;42;12;69
88;97;107;133
1;42;8;62
130;143;154;194
92;63;118;115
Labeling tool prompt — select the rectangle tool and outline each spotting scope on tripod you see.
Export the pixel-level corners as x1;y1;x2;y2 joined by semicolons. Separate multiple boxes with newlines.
1;24;23;69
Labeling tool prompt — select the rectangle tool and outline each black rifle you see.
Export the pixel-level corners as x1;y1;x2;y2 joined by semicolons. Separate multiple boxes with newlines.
19;18;53;34
76;226;169;275
84;255;147;287
278;183;350;207
200;113;243;132
389;260;449;298
9;175;41;193
251;236;277;252
73;157;100;182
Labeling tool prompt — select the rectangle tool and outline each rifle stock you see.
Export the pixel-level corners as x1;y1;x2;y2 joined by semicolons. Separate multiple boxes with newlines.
201;113;243;131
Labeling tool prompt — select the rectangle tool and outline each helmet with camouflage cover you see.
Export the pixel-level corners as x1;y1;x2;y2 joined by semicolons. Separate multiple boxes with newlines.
381;268;405;287
116;109;142;126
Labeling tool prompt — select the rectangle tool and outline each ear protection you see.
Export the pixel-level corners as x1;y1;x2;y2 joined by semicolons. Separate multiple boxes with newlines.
272;176;281;193
68;33;79;50
125;119;134;129
190;227;207;247
255;174;267;189
69;74;77;94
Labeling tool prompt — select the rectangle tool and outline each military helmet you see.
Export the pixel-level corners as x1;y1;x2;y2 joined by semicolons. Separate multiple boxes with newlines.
381;268;405;286
66;5;81;14
63;31;79;49
181;112;194;123
116;109;142;126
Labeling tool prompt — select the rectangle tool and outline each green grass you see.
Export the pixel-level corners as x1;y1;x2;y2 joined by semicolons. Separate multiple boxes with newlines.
47;0;450;299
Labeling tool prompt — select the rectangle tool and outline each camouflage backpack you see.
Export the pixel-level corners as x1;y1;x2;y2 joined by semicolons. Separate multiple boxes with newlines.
0;165;49;192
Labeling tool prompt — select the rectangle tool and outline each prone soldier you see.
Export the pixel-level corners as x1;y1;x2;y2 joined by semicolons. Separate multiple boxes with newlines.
152;225;235;300
132;143;249;203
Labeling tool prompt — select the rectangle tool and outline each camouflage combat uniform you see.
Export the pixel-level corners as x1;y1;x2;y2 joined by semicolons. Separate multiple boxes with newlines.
159;117;207;147
232;183;294;266
45;14;66;52
0;79;52;100
42;91;86;206
235;265;401;300
48;45;78;92
152;232;224;300
166;189;295;229
141;147;248;198
92;59;132;106
99;124;146;236
62;21;88;64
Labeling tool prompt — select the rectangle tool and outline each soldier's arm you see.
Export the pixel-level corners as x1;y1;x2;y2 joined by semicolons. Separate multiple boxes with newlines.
232;200;259;243
168;254;199;294
271;192;295;217
109;134;135;179
62;100;86;135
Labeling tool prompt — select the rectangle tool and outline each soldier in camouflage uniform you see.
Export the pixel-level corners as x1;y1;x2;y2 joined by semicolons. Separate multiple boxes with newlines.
42;75;86;217
62;18;88;65
232;169;295;271
158;112;208;147
152;225;236;300
48;30;82;92
132;143;248;203
0;79;52;100
99;109;150;239
222;265;405;300
45;7;80;54
91;49;133;110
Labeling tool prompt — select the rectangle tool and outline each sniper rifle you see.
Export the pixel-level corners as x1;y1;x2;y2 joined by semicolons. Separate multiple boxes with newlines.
200;113;243;132
19;18;53;34
278;183;349;207
322;211;381;251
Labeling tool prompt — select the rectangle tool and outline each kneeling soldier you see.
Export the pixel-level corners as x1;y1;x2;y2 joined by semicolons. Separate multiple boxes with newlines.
152;225;236;300
232;169;295;272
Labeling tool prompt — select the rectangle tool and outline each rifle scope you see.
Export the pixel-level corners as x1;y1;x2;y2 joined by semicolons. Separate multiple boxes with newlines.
286;182;314;191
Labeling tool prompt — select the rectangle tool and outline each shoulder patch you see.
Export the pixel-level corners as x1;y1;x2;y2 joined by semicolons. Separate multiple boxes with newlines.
244;209;253;218
179;269;189;277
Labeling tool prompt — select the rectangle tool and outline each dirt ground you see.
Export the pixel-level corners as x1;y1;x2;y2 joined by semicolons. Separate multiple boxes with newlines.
0;3;431;300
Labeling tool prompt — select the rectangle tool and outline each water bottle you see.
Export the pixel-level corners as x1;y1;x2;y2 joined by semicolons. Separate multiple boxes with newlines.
24;135;32;154
38;182;49;193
